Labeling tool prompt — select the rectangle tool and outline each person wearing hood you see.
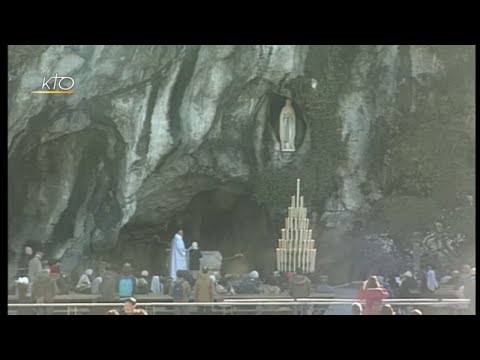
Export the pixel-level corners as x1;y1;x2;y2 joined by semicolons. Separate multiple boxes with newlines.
194;266;215;313
289;268;312;315
193;266;215;302
399;271;418;298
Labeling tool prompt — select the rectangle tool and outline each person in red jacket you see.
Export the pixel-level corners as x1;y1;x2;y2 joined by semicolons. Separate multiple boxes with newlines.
357;276;390;315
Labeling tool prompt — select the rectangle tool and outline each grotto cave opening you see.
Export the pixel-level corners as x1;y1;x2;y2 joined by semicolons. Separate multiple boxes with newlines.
117;188;278;278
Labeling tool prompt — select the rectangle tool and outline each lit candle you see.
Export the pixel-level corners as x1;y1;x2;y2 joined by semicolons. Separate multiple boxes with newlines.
293;230;298;257
292;248;295;272
309;229;312;241
279;249;282;272
312;249;317;273
278;249;281;272
305;243;309;271
281;228;286;240
309;249;314;273
291;196;295;208
300;248;304;273
306;249;310;273
291;247;295;273
303;244;308;272
300;196;304;209
277;249;281;271
296;179;300;208
306;219;309;230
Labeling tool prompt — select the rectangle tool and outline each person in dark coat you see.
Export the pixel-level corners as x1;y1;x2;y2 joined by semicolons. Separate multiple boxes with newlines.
399;271;418;298
289;268;312;315
188;242;202;280
17;245;34;278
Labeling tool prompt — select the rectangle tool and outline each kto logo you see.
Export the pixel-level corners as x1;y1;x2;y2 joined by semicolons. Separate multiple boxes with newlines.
32;74;75;94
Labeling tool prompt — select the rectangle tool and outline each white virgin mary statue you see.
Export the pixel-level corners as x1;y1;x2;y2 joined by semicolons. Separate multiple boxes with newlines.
279;98;296;152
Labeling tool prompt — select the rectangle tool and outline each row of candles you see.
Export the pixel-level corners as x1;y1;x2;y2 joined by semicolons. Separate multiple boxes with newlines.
287;207;308;220
281;228;312;241
278;238;315;249
291;195;304;209
276;248;316;273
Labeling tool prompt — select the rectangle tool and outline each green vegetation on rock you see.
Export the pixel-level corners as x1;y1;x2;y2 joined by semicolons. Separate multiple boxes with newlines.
252;46;354;210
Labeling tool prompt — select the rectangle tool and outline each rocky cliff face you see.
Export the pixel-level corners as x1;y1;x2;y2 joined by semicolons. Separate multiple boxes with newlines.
8;45;474;280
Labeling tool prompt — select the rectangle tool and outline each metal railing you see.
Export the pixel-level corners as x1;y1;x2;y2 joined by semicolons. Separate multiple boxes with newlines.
8;298;471;315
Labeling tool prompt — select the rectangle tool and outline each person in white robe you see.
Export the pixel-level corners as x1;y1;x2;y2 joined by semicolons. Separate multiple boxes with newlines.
169;230;187;279
426;266;438;293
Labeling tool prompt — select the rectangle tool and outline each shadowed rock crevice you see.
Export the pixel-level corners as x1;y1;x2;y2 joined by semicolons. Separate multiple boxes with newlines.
167;45;201;144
